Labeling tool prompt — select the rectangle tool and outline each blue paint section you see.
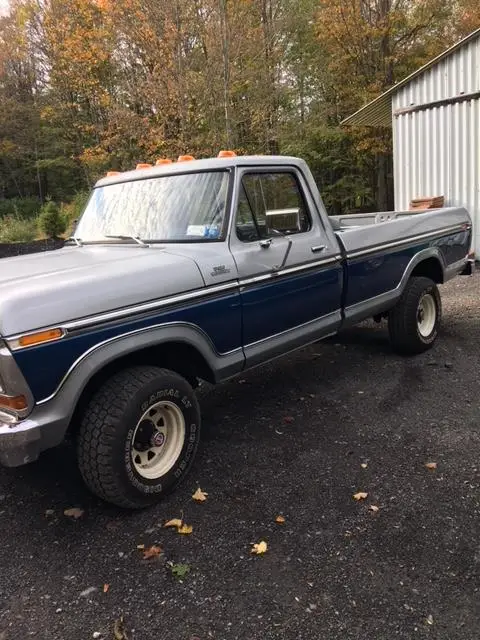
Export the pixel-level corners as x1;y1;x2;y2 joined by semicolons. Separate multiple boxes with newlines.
11;229;469;402
13;291;242;401
345;230;469;308
346;244;425;307
430;229;470;265
241;264;343;345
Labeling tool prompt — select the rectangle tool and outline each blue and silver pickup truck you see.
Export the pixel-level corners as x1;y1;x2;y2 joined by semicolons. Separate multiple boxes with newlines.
0;153;473;507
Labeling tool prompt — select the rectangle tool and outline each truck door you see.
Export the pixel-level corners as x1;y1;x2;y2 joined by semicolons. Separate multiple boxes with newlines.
229;166;343;366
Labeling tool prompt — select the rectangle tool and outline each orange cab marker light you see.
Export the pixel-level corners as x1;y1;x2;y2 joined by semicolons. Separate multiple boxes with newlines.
136;163;153;170
177;155;195;162
156;158;173;165
218;150;237;158
0;395;28;411
18;328;64;348
106;171;120;177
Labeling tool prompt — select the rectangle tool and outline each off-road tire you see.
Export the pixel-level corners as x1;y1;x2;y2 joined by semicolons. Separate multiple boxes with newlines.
388;276;442;355
77;366;200;509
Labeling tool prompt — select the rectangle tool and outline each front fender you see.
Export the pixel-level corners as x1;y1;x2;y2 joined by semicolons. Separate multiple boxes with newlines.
35;321;244;414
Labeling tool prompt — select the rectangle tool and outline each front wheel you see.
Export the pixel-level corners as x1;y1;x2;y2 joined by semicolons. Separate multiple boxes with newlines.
388;276;442;355
77;366;200;509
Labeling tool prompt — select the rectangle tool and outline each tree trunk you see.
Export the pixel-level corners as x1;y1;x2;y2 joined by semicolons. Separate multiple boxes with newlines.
376;152;389;211
219;0;231;147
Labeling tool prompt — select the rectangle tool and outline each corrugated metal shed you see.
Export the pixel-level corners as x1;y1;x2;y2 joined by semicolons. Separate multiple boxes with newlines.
342;29;480;127
342;29;480;255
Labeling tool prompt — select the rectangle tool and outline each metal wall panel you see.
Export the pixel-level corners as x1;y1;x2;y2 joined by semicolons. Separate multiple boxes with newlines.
392;36;480;255
394;37;480;109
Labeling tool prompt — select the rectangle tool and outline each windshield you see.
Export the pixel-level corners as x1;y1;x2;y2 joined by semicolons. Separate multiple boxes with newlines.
74;170;230;243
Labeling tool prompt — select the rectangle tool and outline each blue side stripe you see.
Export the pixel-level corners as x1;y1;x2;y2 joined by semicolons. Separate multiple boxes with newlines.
14;291;242;401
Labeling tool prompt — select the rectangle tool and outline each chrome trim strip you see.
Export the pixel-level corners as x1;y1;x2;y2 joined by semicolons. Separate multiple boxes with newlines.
62;281;240;331
239;255;341;287
7;257;342;344
346;223;470;259
7;281;240;346
243;310;340;349
278;256;341;276
36;321;243;405
240;274;271;287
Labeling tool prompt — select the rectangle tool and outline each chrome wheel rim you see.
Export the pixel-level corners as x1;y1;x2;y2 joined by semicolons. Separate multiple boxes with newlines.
131;401;185;480
417;293;436;337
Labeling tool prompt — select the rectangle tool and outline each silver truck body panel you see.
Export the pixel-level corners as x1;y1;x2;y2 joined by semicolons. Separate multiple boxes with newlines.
0;153;472;467
0;245;204;336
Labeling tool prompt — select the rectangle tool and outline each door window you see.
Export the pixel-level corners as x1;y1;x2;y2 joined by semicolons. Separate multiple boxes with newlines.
235;172;311;242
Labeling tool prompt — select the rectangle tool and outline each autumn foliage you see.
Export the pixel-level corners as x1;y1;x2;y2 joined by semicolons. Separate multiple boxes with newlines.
0;0;477;215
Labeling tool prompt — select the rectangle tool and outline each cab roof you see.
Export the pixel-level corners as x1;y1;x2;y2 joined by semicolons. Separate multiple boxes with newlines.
95;155;308;188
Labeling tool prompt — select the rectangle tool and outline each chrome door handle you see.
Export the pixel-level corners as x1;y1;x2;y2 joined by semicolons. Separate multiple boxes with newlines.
259;238;272;249
311;245;326;253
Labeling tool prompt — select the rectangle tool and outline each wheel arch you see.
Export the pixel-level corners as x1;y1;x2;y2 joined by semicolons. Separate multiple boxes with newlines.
408;253;444;284
39;323;243;436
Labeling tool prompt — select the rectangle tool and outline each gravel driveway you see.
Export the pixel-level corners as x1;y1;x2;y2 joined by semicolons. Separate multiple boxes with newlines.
0;273;478;640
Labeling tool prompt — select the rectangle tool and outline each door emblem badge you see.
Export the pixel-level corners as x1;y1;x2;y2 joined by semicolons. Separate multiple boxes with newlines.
211;265;230;277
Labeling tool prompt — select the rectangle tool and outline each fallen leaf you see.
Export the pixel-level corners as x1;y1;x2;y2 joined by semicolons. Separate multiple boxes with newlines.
136;544;145;550
369;505;379;513
103;583;110;593
192;487;208;502
251;540;268;554
353;492;368;501
113;615;128;640
178;524;193;535
164;518;183;529
275;515;286;524
64;507;84;519
360;463;368;469
425;462;437;470
171;563;190;579
283;416;294;424
143;545;162;559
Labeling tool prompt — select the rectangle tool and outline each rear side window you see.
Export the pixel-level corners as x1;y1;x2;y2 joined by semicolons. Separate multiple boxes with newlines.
235;172;311;242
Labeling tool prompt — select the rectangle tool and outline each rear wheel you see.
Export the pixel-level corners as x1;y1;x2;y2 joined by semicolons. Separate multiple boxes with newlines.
388;276;441;355
77;366;200;509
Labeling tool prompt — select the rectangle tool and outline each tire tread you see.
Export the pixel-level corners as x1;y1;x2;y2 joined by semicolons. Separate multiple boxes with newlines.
388;276;441;355
77;366;195;509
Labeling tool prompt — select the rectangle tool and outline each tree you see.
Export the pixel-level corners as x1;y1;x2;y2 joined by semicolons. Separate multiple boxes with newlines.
38;199;67;238
316;0;459;209
0;0;478;219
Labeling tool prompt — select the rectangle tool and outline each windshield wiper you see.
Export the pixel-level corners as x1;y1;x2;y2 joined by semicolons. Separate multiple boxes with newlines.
66;236;83;246
104;234;149;247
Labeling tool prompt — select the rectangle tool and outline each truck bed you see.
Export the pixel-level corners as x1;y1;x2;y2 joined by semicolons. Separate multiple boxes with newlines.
329;208;423;231
328;206;470;258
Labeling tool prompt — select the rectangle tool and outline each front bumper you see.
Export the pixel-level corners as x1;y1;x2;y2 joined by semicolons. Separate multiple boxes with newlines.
0;403;69;467
0;419;42;466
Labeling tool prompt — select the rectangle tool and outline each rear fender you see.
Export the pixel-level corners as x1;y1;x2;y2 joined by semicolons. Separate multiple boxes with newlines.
343;248;445;327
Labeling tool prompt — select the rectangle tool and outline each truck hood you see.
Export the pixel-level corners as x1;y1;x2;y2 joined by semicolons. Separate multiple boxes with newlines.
0;245;205;336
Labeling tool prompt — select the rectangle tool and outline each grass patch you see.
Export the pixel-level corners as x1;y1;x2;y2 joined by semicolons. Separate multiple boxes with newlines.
0;215;38;243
